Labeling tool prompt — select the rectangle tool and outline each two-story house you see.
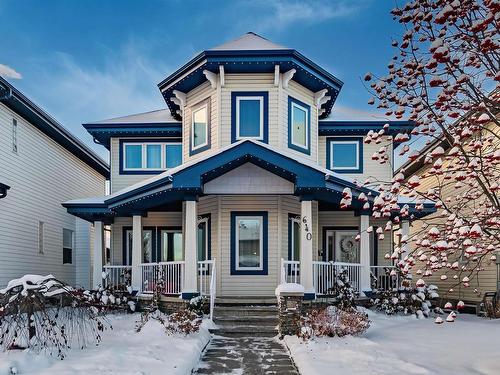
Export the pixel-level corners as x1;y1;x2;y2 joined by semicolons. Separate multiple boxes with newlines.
0;76;109;288
64;33;418;299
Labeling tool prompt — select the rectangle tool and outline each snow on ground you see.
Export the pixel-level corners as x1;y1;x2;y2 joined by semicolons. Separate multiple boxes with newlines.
285;311;500;375
0;313;211;375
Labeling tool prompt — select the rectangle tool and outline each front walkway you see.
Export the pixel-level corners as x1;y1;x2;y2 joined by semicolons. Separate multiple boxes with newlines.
193;336;299;374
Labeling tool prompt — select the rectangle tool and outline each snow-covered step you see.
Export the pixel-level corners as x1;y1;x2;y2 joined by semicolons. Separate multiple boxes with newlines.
214;316;278;324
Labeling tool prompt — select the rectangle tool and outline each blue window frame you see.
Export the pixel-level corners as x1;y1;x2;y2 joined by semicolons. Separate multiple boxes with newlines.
326;137;363;173
288;214;301;262
230;211;268;275
288;97;311;154
190;99;211;155
231;92;268;144
120;139;182;174
197;214;211;262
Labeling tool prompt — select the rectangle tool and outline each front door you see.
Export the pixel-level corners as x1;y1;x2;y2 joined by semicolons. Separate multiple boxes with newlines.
325;229;359;263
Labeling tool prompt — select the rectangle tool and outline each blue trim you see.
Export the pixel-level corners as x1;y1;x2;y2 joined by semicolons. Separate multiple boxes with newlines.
119;138;182;175
230;211;268;276
321;226;358;262
122;226;157;265
326;136;363;174
189;98;211;156
288;96;311;155
231;92;269;144
0;77;109;177
319;121;414;138
304;293;316;300
182;292;200;300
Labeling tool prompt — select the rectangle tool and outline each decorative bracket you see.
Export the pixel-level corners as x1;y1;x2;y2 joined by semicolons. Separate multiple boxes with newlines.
314;89;329;108
274;65;280;87
171;90;186;108
219;65;225;87
282;68;296;89
203;69;218;89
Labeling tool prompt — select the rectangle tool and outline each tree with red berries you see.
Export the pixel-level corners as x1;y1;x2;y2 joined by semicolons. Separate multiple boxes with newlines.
359;0;499;303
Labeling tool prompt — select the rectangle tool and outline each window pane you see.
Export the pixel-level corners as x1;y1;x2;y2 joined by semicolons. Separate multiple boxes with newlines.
166;144;182;168
173;233;183;261
63;248;72;264
198;222;207;261
335;232;360;263
332;143;358;168
239;99;261;137
292;106;307;147
146;144;162;169
126;231;133;265
142;230;152;263
238;218;261;268
125;144;142;168
193;107;207;147
63;229;73;248
292;221;300;261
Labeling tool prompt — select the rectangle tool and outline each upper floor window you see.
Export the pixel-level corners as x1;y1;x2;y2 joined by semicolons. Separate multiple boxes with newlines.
63;228;74;264
326;137;363;173
121;141;182;174
190;99;211;155
12;118;18;153
231;92;268;143
288;97;310;154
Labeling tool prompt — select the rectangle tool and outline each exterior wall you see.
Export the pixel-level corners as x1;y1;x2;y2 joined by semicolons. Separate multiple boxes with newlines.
75;218;93;288
318;135;393;182
0;102;106;287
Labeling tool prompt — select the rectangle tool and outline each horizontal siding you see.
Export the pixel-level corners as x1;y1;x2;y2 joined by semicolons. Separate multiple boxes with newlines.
0;102;105;287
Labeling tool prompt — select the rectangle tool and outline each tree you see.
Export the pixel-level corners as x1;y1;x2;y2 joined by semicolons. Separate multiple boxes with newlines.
359;1;499;301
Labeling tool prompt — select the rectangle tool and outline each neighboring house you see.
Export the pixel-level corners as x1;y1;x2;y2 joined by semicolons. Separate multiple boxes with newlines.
398;117;500;304
0;77;109;288
64;33;424;299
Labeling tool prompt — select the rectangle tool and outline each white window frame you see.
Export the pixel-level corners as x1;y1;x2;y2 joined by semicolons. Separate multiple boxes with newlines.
290;102;309;150
235;215;264;271
236;96;264;141
191;103;209;151
197;217;210;261
12;118;18;153
123;141;182;171
330;140;360;170
38;221;44;254
63;228;74;265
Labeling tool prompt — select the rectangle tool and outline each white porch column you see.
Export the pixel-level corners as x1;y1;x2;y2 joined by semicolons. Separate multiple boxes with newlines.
182;198;199;299
92;221;104;290
131;215;143;292
359;214;371;294
300;199;315;299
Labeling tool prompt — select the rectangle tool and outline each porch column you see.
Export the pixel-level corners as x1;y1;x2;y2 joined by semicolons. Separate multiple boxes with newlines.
131;215;143;292
92;221;104;290
300;199;315;299
359;214;371;294
182;198;199;299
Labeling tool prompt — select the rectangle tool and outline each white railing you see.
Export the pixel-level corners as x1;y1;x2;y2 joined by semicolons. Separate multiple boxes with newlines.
103;265;132;290
140;261;185;295
281;259;300;284
208;259;216;320
313;261;362;295
371;265;398;291
198;260;214;296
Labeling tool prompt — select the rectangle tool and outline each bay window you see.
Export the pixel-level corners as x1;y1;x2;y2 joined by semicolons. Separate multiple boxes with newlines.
122;141;182;173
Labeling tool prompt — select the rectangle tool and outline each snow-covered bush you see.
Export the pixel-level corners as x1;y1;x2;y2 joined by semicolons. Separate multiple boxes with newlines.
327;268;358;310
135;308;201;336
0;275;110;359
188;296;209;316
371;281;442;318
298;306;370;340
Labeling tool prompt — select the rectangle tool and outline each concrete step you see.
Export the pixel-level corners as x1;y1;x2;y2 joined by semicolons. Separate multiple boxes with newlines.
213;316;278;324
215;297;277;306
214;305;278;314
209;326;278;338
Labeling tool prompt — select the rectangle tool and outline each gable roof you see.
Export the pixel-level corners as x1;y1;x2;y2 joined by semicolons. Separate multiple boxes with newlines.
89;109;179;125
0;77;109;177
210;32;287;51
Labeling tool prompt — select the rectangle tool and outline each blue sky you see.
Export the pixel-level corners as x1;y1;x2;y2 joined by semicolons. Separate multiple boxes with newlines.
0;0;403;160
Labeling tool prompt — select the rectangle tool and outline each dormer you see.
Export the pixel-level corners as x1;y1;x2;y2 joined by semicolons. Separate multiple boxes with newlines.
157;32;343;163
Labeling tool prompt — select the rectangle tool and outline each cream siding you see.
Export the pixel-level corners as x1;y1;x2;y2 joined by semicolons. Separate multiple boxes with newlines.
0;102;105;287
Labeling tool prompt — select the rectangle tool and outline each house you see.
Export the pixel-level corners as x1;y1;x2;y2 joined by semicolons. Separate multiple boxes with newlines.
0;76;109;288
398;115;500;305
63;32;423;299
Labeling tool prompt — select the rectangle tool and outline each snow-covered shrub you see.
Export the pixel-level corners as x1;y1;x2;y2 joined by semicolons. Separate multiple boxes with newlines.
188;296;209;316
166;309;202;335
327;268;358;310
371;282;442;318
80;285;135;313
0;275;110;359
298;306;370;340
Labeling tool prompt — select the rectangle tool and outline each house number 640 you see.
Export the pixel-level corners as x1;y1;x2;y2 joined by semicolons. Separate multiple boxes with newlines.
302;216;312;241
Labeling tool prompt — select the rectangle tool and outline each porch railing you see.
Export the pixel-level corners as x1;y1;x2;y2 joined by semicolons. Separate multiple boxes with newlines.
198;260;214;296
103;265;132;290
140;261;185;295
313;261;362;295
281;259;300;284
370;265;398;291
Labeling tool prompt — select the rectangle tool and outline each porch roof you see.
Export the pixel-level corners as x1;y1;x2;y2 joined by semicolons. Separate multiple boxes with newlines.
63;140;378;222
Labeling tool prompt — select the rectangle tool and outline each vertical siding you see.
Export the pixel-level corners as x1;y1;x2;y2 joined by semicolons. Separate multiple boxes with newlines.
0;102;106;287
